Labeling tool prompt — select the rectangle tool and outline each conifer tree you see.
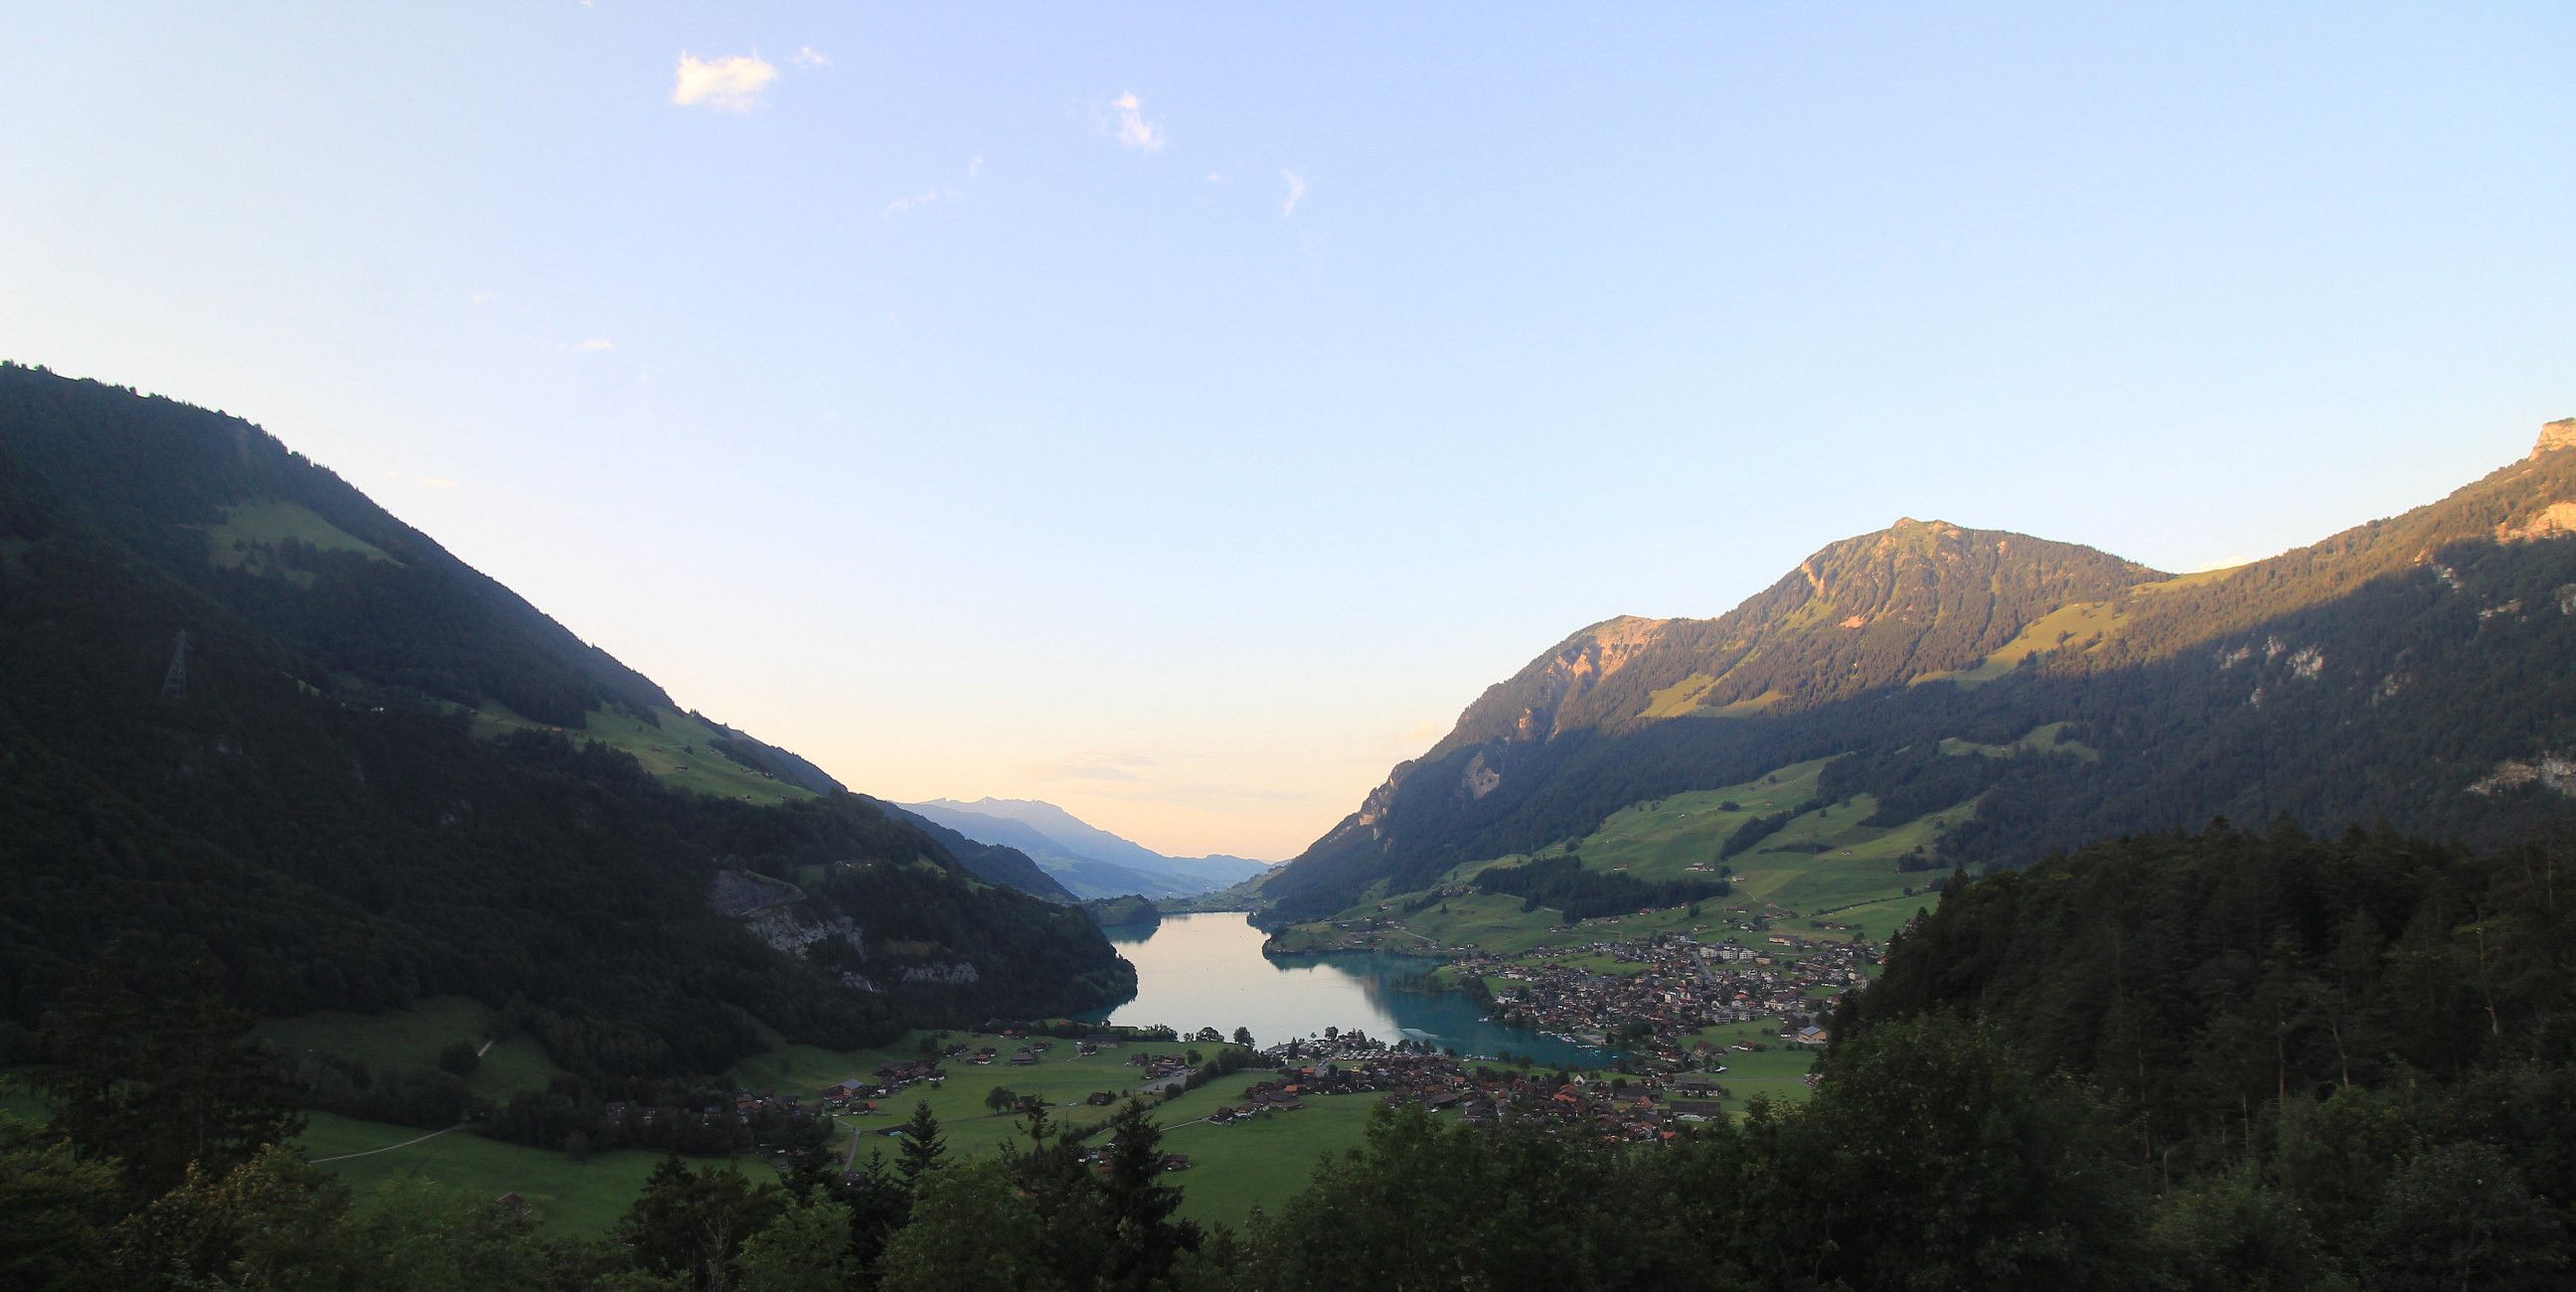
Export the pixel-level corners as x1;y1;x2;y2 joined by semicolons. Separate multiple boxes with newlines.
896;1101;945;1187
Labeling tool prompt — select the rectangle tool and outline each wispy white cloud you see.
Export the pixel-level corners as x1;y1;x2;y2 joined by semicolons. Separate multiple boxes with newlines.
420;476;461;491
575;338;615;352
791;46;830;69
1108;91;1165;151
672;52;778;111
1280;168;1308;217
467;289;497;305
968;154;984;178
1205;172;1229;184
883;185;962;218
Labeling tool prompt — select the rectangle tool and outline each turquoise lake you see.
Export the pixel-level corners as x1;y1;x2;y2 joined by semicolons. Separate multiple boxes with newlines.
1080;911;1615;1068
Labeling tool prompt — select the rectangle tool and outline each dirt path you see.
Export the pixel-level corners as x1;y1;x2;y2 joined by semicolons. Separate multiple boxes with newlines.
309;1124;470;1164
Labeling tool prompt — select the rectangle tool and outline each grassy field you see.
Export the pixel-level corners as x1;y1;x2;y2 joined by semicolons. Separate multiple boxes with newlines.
256;995;567;1102
9;1072;712;1237
285;1029;1288;1234
1913;568;2245;686
469;700;814;805
1281;750;1967;959
1915;599;2128;683
203;500;401;580
731;1030;1398;1226
297;1111;704;1235
1156;1092;1390;1227
734;1030;1254;1152
1275;889;1765;958
1677;1022;1823;1113
1938;720;2099;762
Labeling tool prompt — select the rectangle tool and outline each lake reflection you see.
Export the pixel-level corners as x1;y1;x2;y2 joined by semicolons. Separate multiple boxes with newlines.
1080;911;1614;1068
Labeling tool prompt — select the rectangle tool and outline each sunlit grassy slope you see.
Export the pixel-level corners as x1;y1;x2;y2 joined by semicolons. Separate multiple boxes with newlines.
1281;750;1999;951
203;499;400;581
469;699;815;805
1911;566;2247;686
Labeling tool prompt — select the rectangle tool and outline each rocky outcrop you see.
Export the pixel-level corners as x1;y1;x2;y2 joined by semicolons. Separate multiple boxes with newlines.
2496;502;2576;544
737;902;868;967
2530;417;2576;459
2468;753;2576;798
898;961;982;986
1503;617;1671;742
709;868;802;916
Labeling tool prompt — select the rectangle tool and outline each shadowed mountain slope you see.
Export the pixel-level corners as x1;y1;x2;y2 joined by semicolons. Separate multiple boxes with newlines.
0;365;1127;1073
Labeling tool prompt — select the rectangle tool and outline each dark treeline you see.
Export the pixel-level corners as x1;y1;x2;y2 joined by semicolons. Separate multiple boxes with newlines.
1082;894;1164;928
18;821;2576;1290
1841;821;2576;1287
1473;855;1728;922
1851;821;2576;1169
1717;805;1800;858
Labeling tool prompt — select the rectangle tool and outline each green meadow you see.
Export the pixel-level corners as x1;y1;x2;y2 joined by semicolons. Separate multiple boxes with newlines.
1155;1092;1391;1227
257;994;566;1102
203;499;400;585
1937;719;2100;761
468;699;814;805
1676;1021;1825;1113
1281;751;1980;958
730;1029;1256;1155
296;1112;691;1235
19;1028;1414;1237
732;1031;1428;1229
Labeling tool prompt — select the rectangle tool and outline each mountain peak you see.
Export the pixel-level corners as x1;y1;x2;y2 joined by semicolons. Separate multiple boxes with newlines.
2534;417;2576;459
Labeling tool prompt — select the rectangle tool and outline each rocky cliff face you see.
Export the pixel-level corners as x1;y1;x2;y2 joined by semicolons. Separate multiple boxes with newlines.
2530;417;2576;459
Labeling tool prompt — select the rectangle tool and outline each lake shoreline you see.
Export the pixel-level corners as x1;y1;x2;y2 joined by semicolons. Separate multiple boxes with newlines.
1086;911;1617;1067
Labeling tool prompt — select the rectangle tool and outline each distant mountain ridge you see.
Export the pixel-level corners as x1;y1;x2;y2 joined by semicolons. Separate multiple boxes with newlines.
1263;417;2576;920
902;797;1271;900
875;802;1079;903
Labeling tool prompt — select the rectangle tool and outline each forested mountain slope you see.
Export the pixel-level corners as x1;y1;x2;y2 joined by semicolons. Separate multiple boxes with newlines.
1267;419;2576;920
0;365;1128;1074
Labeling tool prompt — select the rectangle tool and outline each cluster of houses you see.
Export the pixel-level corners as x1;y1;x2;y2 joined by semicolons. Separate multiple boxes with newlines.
815;1058;949;1112
1206;1046;1773;1145
1458;931;1873;1060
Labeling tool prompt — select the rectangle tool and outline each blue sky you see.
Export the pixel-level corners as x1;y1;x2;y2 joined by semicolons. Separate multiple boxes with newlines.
4;4;2571;858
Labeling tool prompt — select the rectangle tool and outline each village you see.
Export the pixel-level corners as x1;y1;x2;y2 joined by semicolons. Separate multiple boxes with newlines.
1184;1032;1820;1148
564;919;1872;1184
1452;930;1872;1062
